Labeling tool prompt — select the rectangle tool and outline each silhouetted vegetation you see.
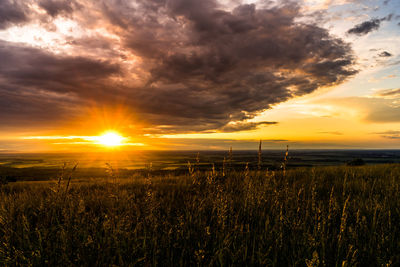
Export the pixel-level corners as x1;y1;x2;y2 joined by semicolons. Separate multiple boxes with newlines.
1;163;400;266
347;158;365;166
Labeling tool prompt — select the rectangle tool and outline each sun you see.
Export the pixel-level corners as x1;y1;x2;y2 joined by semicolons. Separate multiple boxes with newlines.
96;131;126;147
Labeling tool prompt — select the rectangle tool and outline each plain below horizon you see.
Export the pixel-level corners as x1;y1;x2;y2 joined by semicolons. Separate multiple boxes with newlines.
0;149;400;171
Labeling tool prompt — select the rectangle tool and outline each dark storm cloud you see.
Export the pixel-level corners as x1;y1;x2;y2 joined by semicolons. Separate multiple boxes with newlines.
0;0;79;30
0;0;28;29
0;85;79;127
378;51;392;57
0;40;120;127
0;0;357;132
110;0;356;130
0;41;120;90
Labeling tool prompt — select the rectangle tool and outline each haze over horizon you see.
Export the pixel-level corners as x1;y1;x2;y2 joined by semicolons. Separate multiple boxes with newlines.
1;0;400;151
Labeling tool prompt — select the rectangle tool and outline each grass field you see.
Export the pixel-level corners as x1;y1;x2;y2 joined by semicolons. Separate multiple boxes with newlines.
1;163;400;266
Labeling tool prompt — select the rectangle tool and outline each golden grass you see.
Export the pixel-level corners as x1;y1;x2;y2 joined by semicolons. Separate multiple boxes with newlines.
1;163;400;265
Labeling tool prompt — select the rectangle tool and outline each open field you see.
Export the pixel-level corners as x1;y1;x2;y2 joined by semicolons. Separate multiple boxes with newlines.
1;149;400;181
2;0;399;266
1;162;400;266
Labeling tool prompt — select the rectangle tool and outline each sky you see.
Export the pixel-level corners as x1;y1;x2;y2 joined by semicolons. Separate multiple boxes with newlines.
0;0;399;151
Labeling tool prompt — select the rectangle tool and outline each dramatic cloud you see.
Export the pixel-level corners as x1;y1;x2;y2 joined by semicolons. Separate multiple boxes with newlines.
0;0;28;29
0;0;357;133
38;0;76;17
0;40;120;127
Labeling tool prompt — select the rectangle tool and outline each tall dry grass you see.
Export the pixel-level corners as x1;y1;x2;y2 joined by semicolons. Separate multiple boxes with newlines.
1;161;400;266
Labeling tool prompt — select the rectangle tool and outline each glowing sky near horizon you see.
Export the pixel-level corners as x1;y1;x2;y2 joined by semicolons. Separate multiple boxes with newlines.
0;0;400;151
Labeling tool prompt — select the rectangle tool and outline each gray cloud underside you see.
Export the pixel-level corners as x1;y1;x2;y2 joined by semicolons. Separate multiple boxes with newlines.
0;40;120;127
0;0;357;132
0;0;78;26
38;0;77;17
0;0;28;29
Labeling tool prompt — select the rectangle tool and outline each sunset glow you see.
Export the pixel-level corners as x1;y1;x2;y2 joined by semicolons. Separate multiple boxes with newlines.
2;1;400;264
95;132;126;147
0;0;399;151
